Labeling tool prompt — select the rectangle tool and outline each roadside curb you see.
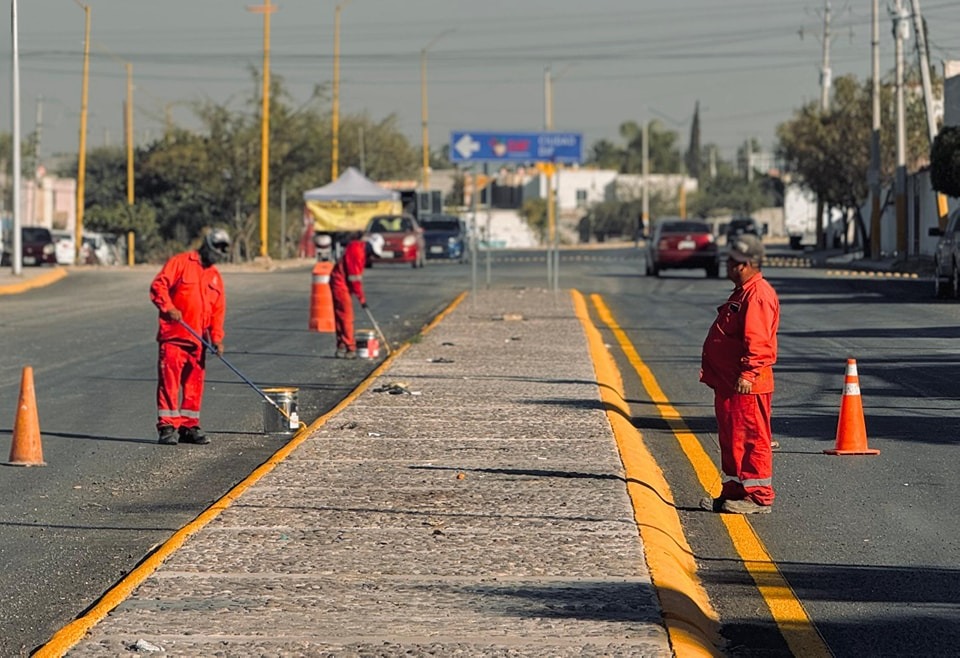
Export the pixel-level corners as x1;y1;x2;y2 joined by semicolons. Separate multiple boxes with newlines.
0;267;68;296
573;290;724;657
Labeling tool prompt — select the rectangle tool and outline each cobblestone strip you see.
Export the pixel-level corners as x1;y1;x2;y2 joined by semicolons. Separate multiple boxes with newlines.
68;289;670;657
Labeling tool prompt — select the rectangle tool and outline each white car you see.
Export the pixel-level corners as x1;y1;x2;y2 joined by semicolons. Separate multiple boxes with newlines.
51;230;76;265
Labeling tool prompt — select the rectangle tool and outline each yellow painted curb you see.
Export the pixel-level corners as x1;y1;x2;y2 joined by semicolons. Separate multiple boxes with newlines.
34;290;469;657
571;289;723;657
586;292;832;658
0;267;67;295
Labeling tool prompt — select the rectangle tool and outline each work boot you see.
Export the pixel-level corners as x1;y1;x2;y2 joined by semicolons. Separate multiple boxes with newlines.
721;498;772;515
771;439;781;450
335;348;347;359
157;425;178;445
699;496;726;512
344;350;358;360
179;426;210;445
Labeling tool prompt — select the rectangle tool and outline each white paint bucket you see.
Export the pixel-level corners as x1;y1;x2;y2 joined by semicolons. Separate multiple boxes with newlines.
356;329;380;359
262;387;299;435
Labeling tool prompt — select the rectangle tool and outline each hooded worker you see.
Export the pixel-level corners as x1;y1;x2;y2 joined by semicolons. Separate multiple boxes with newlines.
330;232;383;358
149;228;231;445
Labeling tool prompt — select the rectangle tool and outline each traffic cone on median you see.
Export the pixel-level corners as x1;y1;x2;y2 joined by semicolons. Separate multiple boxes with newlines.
824;358;879;456
7;366;46;466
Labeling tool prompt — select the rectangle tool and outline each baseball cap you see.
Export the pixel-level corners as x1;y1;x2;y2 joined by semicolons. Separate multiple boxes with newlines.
728;234;764;265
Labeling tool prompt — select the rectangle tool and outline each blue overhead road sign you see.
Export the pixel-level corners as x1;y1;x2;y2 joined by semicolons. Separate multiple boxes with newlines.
450;131;583;164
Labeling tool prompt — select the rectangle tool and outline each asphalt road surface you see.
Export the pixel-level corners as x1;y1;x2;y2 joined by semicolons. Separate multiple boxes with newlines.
4;247;960;656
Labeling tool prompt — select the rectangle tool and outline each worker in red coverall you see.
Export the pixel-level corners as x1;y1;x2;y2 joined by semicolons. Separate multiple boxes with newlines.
330;232;384;358
699;234;780;514
149;228;231;446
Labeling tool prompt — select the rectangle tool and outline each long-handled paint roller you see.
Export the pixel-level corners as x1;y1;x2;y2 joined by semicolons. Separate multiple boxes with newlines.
178;320;305;431
362;305;392;355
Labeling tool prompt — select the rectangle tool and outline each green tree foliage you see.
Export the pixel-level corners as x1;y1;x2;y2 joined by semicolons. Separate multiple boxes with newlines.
777;72;931;247
55;74;419;262
930;125;960;198
687;159;773;218
519;198;547;241
0;130;41;211
584;120;683;174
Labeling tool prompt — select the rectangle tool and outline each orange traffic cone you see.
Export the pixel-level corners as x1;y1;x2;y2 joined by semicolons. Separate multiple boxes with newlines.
8;366;46;466
308;260;335;333
824;358;879;456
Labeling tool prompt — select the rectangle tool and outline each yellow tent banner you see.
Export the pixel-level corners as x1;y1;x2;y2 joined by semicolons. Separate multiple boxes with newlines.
305;199;402;233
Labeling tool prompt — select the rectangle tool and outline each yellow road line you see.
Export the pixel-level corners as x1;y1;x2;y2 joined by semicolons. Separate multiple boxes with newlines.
571;290;722;657
588;292;832;658
35;290;469;657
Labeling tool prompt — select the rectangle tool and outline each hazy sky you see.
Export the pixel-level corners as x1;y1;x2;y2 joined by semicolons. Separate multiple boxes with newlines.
3;0;960;170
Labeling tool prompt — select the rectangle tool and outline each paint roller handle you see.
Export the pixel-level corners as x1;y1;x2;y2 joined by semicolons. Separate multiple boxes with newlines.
177;319;305;431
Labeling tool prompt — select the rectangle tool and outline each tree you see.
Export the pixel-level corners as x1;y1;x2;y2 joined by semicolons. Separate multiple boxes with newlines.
930;125;960;198
685;101;701;180
777;71;932;250
584;120;683;174
57;74;419;263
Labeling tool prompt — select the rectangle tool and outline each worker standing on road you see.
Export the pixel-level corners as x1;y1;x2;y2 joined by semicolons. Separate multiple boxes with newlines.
699;234;780;514
330;232;384;358
149;228;231;446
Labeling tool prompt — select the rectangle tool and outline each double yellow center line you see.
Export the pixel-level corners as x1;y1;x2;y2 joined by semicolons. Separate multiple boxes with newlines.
575;290;831;658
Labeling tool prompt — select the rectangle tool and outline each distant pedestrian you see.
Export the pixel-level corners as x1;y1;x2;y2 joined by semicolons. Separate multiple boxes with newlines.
699;234;780;514
330;232;383;358
149;228;231;446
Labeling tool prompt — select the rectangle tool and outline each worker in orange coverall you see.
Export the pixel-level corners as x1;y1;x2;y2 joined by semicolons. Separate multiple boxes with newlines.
699;234;780;515
149;228;230;446
330;232;384;358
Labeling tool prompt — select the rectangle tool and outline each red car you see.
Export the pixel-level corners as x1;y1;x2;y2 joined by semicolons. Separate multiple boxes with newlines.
645;219;720;278
365;214;426;268
1;227;58;267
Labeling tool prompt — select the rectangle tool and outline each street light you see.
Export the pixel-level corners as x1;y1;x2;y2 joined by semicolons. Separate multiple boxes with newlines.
331;0;353;181
421;29;454;190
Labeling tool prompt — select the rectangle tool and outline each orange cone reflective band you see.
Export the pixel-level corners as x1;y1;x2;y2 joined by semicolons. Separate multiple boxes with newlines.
824;358;879;456
8;366;46;466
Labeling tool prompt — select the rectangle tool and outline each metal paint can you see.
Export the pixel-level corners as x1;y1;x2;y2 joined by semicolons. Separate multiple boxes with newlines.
356;329;380;359
262;387;299;435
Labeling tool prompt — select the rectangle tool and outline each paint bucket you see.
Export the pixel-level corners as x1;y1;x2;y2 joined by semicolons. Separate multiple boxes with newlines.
262;387;299;435
356;329;380;359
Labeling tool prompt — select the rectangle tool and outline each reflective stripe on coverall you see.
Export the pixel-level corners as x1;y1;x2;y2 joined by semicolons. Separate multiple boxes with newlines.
700;272;780;505
330;240;368;351
149;251;226;430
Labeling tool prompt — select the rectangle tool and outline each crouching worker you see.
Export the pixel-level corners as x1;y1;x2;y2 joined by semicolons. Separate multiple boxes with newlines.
149;228;231;445
330;232;384;358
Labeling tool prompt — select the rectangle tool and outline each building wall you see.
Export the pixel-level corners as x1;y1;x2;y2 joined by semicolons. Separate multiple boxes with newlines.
20;176;76;230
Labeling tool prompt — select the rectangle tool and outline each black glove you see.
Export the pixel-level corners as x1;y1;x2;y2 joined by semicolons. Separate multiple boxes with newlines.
361;302;368;309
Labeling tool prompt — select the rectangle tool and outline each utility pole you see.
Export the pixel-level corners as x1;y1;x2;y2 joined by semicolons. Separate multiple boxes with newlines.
34;95;43;173
642;119;649;236
11;0;22;276
820;1;832;112
893;0;909;254
248;0;277;259
420;30;453;190
910;0;949;225
75;2;91;264
331;0;352;181
869;0;882;259
125;63;133;206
